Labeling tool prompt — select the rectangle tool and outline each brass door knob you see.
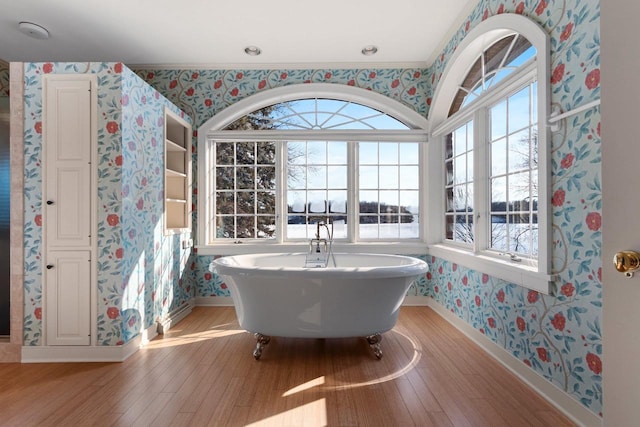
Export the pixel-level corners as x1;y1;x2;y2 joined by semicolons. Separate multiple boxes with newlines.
613;250;640;277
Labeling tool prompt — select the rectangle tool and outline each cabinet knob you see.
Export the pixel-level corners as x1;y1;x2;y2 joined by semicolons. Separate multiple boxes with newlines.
46;200;54;205
46;264;54;269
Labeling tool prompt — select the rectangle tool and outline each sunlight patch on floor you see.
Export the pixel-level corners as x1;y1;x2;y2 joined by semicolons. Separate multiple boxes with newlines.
283;376;325;397
333;329;422;391
145;328;245;349
245;398;327;427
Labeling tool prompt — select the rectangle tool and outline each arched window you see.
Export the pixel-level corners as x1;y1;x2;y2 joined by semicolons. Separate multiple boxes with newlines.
197;84;428;252
428;14;553;293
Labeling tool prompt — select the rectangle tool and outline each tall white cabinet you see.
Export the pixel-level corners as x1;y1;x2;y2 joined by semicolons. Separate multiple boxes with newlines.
43;75;97;346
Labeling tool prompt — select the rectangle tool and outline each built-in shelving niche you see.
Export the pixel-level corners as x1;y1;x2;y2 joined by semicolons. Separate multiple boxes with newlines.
164;108;192;233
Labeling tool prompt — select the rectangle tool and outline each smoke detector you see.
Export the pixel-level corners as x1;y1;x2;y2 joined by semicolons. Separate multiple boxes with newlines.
19;22;50;40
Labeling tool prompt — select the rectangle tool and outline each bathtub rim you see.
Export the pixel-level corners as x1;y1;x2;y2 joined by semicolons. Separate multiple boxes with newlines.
210;252;428;280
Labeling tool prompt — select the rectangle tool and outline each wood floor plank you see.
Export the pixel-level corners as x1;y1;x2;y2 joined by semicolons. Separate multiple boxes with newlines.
0;306;577;427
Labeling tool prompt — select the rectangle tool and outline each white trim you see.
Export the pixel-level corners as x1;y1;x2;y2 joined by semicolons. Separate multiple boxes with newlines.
195;296;234;306
206;130;428;143
428;14;550;127
199;83;429;132
196;242;427;256
41;74;99;346
428;300;602;427
401;296;431;306
157;300;194;335
428;244;554;294
21;329;151;363
20;300;197;363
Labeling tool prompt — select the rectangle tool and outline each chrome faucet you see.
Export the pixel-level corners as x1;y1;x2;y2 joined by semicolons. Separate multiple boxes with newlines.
305;219;335;267
312;221;328;253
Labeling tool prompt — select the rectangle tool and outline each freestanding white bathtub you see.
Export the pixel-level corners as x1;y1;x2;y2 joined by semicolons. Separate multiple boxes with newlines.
210;252;428;359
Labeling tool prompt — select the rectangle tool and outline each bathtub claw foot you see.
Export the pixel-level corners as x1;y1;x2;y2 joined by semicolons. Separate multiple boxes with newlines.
253;333;271;360
366;334;383;359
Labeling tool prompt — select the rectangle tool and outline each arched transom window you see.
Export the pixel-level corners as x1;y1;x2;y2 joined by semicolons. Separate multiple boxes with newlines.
198;84;428;251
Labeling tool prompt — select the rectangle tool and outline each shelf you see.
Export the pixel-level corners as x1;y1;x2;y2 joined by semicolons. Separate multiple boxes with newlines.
166;169;187;178
164;107;192;234
166;139;187;151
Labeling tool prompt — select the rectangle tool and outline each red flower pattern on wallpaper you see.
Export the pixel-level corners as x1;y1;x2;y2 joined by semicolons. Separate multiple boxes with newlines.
586;212;601;231
586;352;602;374
535;0;548;16
106;214;119;227
561;282;575;298
551;313;566;331
585;69;600;90
560;22;574;42
552;189;565;207
560;153;574;169
537;347;549;362
106;121;119;134
551;63;565;84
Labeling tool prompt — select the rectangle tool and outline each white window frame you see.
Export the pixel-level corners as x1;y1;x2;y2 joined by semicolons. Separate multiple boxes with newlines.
427;14;554;294
197;83;429;255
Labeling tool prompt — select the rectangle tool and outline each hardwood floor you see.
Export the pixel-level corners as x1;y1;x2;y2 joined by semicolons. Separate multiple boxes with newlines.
0;306;574;426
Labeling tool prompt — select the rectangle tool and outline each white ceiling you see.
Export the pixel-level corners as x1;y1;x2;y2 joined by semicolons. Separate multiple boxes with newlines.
0;0;476;68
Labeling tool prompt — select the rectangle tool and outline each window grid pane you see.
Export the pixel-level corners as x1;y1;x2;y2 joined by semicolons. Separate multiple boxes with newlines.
489;83;538;258
213;141;276;239
359;142;420;240
286;141;348;240
444;121;474;245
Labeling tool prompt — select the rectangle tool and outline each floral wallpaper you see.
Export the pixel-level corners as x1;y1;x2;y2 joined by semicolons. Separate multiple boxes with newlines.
120;67;193;343
22;62;192;346
426;0;602;417
134;1;602;415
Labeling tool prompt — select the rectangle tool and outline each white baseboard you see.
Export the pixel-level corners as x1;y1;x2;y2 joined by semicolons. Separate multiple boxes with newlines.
22;313;159;363
195;296;234;306
157;300;194;334
22;333;143;363
428;300;602;427
402;295;430;306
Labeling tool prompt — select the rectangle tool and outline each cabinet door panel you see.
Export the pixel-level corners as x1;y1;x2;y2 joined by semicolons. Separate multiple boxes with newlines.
45;251;91;346
45;79;92;248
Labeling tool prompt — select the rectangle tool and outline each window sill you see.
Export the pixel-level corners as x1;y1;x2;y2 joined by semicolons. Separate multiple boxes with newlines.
427;244;555;295
196;241;428;256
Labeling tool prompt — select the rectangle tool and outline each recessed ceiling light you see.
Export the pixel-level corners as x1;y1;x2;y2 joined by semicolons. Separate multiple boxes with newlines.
244;46;262;56
361;45;378;56
18;21;50;40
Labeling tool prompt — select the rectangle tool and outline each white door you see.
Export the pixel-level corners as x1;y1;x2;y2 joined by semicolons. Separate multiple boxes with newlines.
43;75;95;346
45;251;91;345
601;2;640;425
